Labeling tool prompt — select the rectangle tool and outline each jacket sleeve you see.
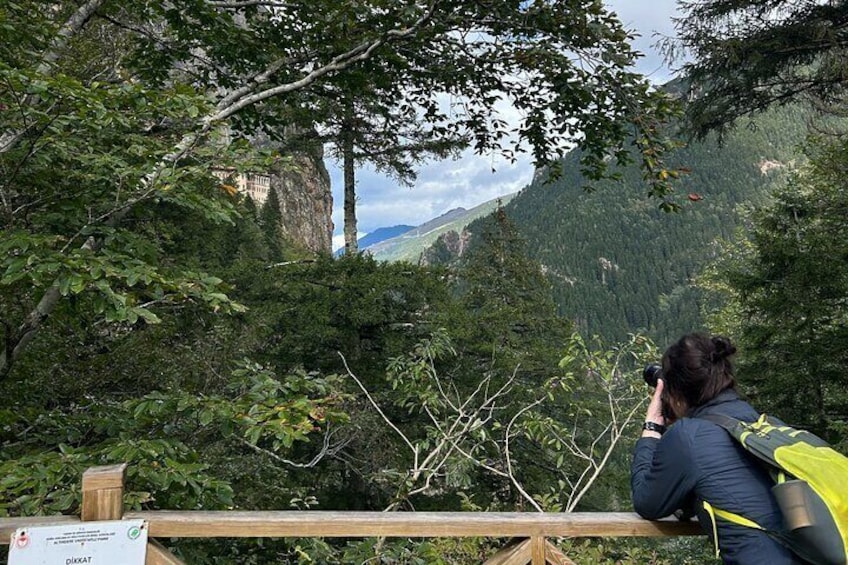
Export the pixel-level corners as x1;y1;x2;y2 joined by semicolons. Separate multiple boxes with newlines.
630;425;698;520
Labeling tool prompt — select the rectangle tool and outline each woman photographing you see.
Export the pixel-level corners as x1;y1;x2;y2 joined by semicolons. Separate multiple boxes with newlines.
630;332;802;564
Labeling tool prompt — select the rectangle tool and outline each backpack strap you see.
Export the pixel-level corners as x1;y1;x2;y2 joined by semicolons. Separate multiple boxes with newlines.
703;500;766;559
697;411;743;432
698;413;788;483
696;412;793;558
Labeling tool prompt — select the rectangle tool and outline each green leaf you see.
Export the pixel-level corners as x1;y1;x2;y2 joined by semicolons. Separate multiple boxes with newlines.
246;427;261;446
134;308;161;324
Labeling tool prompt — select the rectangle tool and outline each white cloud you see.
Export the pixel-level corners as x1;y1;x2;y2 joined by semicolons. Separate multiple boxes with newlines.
609;0;683;82
330;150;533;234
332;231;369;251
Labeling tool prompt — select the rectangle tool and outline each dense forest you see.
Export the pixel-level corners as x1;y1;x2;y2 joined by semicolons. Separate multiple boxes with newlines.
457;101;820;346
2;0;848;563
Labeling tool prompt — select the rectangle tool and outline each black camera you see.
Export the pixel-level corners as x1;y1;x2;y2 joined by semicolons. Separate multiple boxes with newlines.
643;363;662;388
643;363;675;421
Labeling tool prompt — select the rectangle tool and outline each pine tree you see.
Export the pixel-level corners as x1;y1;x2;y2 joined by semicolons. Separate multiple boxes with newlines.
451;206;572;383
259;187;284;262
703;138;848;440
673;0;848;136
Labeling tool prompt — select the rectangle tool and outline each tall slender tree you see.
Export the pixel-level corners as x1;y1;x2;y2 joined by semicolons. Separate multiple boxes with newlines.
451;205;572;383
259;185;284;262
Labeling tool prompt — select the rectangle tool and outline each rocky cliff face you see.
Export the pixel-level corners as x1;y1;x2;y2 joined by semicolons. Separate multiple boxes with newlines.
270;146;333;253
419;228;472;265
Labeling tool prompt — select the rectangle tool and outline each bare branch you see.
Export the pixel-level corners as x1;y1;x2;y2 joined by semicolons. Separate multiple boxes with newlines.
341;352;417;456
565;399;644;512
504;395;545;512
265;259;317;269
239;425;350;468
213;2;438;122
207;0;294;7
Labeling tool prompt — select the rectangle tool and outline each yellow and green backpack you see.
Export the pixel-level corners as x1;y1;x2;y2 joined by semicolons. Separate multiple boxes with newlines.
699;413;848;564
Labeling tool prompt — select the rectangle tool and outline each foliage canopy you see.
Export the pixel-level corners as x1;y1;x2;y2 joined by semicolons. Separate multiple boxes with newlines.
673;0;848;136
1;0;682;379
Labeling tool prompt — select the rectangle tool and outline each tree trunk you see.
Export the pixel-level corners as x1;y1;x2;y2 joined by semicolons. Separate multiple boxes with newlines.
342;121;358;255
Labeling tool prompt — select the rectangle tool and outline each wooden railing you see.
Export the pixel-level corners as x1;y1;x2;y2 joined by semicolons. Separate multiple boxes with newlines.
0;464;702;564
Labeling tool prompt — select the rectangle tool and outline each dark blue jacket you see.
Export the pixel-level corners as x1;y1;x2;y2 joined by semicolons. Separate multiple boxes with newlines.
630;389;802;564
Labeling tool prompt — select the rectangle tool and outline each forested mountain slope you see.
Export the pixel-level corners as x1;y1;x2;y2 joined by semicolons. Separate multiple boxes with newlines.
367;193;515;262
465;104;817;345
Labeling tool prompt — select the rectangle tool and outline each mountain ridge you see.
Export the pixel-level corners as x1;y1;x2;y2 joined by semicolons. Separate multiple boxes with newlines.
365;194;516;262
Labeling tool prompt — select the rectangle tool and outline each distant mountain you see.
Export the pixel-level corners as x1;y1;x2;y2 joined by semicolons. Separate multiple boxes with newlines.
404;207;469;237
359;225;415;247
447;102;828;345
334;225;415;256
365;194;516;262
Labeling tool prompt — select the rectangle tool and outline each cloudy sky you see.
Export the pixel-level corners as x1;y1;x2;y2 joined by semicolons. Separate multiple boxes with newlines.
329;1;683;250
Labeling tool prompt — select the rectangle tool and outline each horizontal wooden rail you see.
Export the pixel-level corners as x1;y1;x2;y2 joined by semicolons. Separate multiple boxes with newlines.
126;510;701;539
0;515;79;543
1;511;701;543
0;465;704;564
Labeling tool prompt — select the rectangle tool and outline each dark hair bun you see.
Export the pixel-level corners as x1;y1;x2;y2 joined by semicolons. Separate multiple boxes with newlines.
711;336;737;361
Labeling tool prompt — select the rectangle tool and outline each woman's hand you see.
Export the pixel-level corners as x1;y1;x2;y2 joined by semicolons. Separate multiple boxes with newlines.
646;378;666;424
642;378;667;439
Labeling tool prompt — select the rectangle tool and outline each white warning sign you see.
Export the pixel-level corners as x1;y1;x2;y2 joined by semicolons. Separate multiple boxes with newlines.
7;520;147;564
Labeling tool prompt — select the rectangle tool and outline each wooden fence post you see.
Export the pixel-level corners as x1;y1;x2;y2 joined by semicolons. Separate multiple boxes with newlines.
79;464;186;565
146;540;186;565
531;536;546;565
483;538;531;564
81;463;127;522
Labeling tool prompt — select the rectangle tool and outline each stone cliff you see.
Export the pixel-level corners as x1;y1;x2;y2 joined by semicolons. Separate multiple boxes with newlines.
270;145;333;254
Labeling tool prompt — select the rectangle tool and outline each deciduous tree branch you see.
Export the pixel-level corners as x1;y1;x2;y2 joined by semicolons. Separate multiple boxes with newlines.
0;0;106;154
